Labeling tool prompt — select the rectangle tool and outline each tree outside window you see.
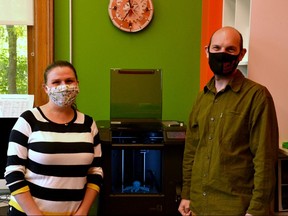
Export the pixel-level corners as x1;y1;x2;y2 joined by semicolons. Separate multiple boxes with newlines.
0;25;28;94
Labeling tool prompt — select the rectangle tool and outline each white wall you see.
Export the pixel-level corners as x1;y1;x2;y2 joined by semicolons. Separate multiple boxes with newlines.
248;0;288;144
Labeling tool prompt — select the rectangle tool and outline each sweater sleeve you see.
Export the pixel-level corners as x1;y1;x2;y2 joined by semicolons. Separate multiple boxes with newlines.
5;111;32;194
86;118;104;190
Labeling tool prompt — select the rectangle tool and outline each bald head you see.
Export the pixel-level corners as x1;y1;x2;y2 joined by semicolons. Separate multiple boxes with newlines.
205;26;246;60
209;26;243;52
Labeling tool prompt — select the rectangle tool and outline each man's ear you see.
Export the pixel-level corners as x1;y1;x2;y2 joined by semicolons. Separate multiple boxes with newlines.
239;48;247;61
205;46;209;58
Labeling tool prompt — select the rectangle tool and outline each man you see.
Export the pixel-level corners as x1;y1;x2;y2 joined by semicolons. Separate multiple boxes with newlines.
178;26;279;216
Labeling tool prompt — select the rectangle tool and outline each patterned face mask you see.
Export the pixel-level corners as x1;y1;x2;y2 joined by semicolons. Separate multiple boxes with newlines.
46;84;79;107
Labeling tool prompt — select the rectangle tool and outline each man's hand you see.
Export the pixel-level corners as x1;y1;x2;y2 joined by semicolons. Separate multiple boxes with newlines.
178;199;191;216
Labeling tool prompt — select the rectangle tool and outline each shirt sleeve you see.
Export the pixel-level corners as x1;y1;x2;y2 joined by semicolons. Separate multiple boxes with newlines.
247;87;279;215
181;94;202;199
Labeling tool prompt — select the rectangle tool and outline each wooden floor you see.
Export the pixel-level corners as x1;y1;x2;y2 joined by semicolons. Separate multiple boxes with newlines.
0;204;288;216
275;212;288;216
0;205;8;216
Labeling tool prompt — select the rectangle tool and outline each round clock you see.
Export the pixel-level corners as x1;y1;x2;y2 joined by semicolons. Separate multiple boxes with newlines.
108;0;154;33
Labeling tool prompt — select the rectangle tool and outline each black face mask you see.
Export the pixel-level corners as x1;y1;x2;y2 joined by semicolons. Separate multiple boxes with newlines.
208;51;240;76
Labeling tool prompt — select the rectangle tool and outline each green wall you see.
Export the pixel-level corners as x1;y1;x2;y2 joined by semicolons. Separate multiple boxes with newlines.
54;0;202;123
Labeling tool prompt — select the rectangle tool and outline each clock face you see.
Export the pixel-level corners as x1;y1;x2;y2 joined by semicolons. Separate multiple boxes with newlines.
108;0;154;32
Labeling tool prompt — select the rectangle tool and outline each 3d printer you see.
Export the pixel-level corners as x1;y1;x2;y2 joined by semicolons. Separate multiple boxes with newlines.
97;69;186;216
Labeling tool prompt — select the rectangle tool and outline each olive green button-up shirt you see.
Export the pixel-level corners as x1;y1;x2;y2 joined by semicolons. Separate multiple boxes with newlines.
181;70;279;216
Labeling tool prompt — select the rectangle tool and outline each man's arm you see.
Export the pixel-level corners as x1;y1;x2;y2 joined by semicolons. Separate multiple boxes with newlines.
247;88;279;215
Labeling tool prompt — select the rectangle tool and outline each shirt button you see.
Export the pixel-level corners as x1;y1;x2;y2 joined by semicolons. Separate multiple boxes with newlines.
203;192;207;196
208;135;213;140
210;117;214;121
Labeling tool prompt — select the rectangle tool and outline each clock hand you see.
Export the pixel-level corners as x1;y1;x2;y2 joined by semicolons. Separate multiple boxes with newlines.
122;0;132;21
122;9;131;21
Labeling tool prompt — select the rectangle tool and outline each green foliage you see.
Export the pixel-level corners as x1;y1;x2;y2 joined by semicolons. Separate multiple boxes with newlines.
0;25;28;94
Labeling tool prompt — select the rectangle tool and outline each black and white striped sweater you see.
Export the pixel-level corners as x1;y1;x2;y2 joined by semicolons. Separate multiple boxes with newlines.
5;107;103;215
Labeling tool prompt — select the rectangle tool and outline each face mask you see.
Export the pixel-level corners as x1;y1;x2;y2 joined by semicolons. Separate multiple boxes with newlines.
208;51;240;76
46;84;79;107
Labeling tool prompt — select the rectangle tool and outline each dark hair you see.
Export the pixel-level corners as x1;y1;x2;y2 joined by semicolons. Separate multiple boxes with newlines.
44;60;78;84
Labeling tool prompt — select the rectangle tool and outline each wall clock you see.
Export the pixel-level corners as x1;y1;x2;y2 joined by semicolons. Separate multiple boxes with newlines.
108;0;154;33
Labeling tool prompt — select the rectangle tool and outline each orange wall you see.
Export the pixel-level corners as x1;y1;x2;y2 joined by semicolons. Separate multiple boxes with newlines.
248;0;288;143
200;0;223;89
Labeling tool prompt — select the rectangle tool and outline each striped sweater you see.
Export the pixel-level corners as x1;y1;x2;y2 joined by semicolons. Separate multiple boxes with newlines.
5;107;103;215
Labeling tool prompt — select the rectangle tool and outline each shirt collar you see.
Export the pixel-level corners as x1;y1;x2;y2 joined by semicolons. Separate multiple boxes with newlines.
204;70;245;93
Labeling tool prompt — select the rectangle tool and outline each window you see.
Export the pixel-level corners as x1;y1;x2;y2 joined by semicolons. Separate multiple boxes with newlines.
0;25;28;94
0;0;54;106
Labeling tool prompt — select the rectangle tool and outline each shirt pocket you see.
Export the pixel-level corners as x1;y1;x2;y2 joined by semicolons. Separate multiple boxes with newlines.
218;110;250;145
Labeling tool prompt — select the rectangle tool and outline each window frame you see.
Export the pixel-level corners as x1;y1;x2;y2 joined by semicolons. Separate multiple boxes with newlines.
28;0;54;107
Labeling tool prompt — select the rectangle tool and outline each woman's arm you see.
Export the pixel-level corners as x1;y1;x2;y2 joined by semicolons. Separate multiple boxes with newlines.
74;187;99;216
14;191;43;215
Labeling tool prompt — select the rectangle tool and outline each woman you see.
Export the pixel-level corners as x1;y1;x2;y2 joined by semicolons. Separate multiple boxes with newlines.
5;60;103;215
